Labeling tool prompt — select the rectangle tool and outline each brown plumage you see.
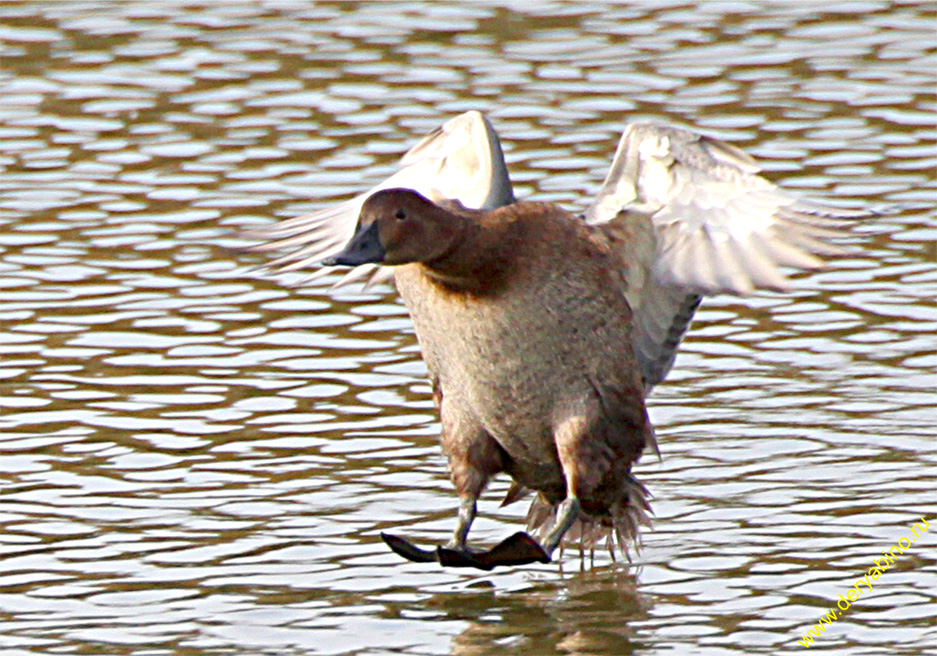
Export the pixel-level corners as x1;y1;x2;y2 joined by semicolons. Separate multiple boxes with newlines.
328;188;661;563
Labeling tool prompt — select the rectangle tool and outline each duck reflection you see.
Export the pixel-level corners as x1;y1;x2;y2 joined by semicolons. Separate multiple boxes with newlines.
386;567;649;656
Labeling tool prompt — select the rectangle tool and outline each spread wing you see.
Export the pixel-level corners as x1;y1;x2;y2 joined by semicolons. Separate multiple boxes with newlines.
588;122;865;391
246;110;515;284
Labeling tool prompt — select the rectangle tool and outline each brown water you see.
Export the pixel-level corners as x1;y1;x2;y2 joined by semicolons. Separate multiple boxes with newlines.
1;2;936;655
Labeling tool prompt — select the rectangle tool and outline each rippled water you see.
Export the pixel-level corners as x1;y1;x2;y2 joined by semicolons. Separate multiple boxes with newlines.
1;2;935;655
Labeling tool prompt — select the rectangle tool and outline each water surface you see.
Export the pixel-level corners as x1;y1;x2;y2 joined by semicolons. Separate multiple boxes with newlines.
1;2;935;655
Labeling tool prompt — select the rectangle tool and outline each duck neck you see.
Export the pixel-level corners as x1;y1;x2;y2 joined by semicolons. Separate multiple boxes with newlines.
420;209;520;295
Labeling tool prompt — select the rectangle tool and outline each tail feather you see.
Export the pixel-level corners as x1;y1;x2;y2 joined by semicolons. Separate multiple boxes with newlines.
525;473;652;560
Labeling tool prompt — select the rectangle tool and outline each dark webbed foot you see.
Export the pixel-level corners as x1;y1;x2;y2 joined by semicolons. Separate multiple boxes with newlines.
381;532;550;571
381;532;439;563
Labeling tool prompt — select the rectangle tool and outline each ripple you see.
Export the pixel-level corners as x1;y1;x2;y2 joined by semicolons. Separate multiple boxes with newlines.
0;2;935;656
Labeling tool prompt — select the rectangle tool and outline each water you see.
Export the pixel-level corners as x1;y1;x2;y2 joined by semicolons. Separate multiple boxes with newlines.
1;1;935;655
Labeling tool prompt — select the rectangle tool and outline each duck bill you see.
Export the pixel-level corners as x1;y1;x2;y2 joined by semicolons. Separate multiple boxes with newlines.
321;222;386;266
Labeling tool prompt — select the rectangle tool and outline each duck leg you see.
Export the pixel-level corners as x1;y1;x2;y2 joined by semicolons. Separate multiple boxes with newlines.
382;413;552;569
438;495;580;568
381;494;551;570
446;497;476;550
380;496;477;564
381;496;478;563
541;497;582;555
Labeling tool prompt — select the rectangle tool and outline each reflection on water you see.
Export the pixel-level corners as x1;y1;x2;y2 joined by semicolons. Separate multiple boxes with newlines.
1;1;935;655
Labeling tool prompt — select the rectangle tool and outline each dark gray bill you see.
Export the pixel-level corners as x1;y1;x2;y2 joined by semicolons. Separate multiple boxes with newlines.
321;222;386;266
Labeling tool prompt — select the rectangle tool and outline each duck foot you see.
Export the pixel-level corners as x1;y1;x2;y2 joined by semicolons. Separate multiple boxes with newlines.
381;531;551;571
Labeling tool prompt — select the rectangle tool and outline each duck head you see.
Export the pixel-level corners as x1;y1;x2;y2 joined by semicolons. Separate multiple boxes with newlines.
323;189;463;267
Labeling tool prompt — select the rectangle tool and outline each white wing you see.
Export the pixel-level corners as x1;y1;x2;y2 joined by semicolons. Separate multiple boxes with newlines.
588;122;864;390
248;110;515;281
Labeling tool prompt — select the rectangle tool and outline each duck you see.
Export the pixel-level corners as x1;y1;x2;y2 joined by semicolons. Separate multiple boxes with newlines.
249;112;862;569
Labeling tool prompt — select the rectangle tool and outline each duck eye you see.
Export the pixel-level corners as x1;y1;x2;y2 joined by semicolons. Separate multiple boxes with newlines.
395;209;406;220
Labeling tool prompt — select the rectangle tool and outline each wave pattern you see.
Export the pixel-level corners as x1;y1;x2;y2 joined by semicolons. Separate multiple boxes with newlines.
1;2;935;655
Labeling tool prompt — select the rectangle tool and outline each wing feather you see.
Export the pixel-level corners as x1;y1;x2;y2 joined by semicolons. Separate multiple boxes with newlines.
586;121;860;295
588;121;865;389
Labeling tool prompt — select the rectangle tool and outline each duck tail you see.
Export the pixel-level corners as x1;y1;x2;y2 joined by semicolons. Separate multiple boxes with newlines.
525;473;652;561
613;473;654;560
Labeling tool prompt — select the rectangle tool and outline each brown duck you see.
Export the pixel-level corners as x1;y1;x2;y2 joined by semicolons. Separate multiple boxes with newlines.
252;114;862;569
325;189;659;568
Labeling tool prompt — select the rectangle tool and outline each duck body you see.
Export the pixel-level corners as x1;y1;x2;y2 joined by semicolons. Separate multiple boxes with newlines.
398;201;651;516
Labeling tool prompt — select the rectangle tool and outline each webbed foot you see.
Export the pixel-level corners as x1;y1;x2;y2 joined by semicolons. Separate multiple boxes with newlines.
381;532;439;563
381;531;550;571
